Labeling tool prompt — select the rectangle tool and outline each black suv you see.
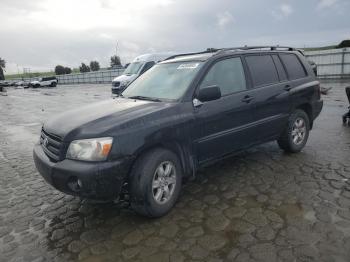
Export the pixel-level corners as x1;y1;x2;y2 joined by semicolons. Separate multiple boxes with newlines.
33;46;323;217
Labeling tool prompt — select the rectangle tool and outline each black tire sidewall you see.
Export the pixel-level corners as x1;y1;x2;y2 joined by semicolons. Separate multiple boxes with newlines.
287;110;310;152
130;149;182;217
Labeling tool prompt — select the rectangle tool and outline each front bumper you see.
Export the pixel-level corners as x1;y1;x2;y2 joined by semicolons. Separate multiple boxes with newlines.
33;144;133;200
312;100;323;120
111;87;125;95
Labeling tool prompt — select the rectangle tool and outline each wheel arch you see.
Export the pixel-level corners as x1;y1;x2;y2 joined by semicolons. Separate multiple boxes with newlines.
132;140;195;179
295;103;313;129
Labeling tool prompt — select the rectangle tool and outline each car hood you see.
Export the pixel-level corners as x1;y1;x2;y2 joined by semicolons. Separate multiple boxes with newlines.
43;98;175;141
112;74;136;83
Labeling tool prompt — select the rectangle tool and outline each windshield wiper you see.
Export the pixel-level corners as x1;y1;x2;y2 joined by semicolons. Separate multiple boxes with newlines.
128;95;162;102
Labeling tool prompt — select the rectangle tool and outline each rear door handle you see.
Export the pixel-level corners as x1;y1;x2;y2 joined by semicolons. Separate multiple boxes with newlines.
284;85;292;91
241;95;254;103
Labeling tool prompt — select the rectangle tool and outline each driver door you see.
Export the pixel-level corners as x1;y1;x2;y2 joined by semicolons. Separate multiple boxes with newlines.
193;57;256;163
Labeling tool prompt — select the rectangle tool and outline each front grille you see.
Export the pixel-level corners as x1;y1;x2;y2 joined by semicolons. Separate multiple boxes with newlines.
112;81;120;87
40;129;63;162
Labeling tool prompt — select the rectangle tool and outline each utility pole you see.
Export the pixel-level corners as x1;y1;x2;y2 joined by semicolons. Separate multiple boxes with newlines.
23;68;31;81
16;64;21;80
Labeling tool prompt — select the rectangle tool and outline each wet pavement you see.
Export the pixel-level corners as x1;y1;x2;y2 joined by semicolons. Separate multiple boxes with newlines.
0;82;350;262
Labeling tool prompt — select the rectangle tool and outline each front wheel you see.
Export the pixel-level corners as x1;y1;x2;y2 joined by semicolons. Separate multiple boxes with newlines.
129;148;182;217
51;82;57;87
277;109;310;153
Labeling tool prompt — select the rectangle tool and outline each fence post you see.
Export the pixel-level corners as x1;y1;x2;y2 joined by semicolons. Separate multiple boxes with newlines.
341;48;345;79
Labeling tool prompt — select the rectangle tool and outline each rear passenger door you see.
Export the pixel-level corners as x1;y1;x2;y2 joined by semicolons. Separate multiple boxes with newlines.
278;53;312;109
193;56;256;163
244;54;291;141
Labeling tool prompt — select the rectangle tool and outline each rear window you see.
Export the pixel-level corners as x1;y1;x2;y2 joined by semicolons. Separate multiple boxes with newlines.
42;77;56;81
279;53;307;80
245;55;279;87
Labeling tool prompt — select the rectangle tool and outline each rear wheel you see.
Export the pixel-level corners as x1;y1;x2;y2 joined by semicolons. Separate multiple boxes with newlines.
129;148;182;217
277;109;310;153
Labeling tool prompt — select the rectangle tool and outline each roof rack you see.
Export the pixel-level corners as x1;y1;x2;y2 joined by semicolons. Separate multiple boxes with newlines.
216;46;296;54
163;46;297;61
163;49;218;61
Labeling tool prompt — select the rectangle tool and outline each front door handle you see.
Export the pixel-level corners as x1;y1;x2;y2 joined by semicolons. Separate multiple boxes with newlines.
284;85;292;91
241;95;254;103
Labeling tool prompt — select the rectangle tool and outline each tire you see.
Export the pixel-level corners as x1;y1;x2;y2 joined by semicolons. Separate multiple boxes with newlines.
34;84;40;88
277;109;310;153
51;82;57;87
129;148;182;217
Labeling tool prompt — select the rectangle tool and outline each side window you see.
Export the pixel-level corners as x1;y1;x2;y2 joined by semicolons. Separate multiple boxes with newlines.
245;55;279;87
199;57;247;96
140;61;155;75
279;53;307;80
272;55;288;81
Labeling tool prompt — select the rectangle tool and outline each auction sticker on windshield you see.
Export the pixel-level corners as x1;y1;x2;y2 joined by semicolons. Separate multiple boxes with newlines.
177;63;200;69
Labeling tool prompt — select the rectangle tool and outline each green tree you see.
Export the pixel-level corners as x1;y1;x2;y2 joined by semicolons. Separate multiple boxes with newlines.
79;63;90;73
55;65;66;75
64;67;72;74
55;65;72;75
0;57;6;80
90;61;100;71
110;55;121;67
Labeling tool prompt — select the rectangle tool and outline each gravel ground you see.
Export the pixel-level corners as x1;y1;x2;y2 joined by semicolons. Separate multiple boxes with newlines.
0;82;350;262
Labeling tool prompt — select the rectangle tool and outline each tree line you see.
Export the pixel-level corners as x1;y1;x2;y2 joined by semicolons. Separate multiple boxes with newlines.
54;55;122;75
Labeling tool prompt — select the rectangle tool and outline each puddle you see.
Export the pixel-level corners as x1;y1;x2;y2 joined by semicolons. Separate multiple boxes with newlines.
5;125;39;145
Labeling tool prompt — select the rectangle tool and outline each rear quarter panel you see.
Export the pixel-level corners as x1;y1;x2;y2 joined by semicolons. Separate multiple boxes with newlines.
288;53;321;115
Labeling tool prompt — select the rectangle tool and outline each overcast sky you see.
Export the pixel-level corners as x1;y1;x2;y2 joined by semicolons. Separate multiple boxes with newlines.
1;0;349;74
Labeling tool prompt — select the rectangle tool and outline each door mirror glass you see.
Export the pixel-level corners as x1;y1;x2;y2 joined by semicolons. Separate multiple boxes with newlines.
197;85;221;102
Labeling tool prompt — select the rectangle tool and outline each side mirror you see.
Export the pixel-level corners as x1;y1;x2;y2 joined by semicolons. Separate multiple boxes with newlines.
197;85;221;102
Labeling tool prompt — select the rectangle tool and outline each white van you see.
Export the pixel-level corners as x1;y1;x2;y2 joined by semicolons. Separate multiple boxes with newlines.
111;53;176;95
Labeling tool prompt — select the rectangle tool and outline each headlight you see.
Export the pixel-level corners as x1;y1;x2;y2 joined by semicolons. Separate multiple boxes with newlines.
121;81;129;87
66;137;113;161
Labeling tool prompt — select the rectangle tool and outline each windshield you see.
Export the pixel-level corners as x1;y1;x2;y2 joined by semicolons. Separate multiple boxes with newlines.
123;62;144;75
122;62;203;100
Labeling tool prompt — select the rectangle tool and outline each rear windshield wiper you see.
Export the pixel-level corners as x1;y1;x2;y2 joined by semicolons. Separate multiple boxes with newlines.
128;96;162;102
